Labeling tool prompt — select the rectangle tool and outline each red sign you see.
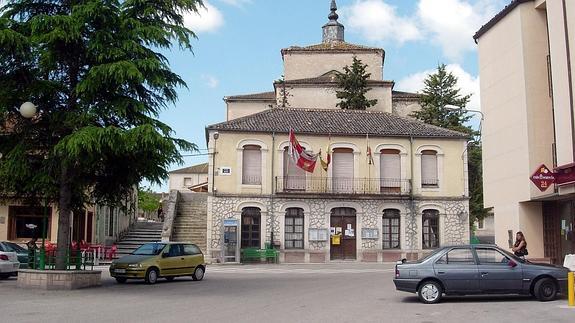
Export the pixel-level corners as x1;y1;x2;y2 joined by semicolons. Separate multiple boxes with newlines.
530;164;555;192
555;163;575;186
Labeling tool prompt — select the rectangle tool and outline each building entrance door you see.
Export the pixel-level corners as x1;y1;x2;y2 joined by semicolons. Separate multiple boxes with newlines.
330;208;356;260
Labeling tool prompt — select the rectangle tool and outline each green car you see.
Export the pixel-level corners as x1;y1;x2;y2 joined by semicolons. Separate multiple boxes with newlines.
110;242;206;284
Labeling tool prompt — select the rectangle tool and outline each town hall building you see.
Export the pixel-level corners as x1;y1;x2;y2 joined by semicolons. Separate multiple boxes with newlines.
204;1;470;263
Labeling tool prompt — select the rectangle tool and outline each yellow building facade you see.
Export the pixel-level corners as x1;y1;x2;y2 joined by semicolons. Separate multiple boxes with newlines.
205;1;470;263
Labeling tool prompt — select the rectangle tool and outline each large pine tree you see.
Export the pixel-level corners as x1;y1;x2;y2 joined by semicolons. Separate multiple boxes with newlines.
0;0;202;269
411;64;487;232
335;56;377;110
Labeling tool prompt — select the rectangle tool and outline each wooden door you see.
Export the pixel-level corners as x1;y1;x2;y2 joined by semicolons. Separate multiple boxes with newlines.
86;212;94;243
330;208;357;260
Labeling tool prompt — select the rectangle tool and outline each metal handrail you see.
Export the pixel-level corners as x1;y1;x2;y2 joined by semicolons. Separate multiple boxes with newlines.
275;177;411;195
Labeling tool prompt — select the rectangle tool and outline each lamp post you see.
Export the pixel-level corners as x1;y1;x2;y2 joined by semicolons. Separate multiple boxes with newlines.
18;101;47;270
444;104;484;139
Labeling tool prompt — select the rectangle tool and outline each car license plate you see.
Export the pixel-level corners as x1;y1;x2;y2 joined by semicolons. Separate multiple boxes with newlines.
115;269;126;274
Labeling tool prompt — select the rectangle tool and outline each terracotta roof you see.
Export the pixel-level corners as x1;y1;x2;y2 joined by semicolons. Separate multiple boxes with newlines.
206;108;467;139
474;0;533;41
224;91;276;101
282;41;384;55
170;163;209;174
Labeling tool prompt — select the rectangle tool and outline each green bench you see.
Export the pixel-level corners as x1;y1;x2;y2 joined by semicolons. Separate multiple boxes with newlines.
241;248;279;264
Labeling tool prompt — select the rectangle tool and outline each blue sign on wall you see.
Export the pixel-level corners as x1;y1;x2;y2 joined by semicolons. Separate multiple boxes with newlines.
223;219;239;226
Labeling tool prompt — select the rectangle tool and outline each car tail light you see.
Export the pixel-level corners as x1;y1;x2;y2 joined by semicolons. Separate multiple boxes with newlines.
395;265;400;278
0;255;8;261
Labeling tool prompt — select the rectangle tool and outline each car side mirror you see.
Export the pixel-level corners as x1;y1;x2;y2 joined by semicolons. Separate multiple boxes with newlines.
162;252;169;258
508;259;517;268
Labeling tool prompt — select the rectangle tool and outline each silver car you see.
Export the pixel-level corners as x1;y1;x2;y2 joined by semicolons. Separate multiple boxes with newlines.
393;244;570;304
0;251;19;279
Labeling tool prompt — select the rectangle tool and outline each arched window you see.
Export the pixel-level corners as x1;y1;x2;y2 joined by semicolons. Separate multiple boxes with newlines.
380;149;401;192
422;209;439;249
285;208;304;249
382;209;400;249
421;150;438;187
242;145;261;185
241;207;261;248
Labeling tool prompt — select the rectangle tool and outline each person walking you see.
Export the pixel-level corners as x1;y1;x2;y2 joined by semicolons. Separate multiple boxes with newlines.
512;231;528;257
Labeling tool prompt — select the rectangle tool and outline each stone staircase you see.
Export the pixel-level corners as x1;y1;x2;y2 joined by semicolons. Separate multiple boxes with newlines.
115;221;163;258
171;192;207;253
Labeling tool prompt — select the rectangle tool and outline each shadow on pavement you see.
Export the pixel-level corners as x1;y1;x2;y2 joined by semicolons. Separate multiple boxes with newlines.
400;295;544;304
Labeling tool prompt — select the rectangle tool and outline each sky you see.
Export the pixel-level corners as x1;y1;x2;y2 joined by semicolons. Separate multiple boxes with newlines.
1;0;511;191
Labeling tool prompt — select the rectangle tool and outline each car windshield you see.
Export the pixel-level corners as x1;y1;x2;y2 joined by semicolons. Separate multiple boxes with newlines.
4;242;27;253
498;248;526;264
132;243;166;256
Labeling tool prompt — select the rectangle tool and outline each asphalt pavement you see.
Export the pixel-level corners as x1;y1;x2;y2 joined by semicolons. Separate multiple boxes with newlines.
1;263;574;323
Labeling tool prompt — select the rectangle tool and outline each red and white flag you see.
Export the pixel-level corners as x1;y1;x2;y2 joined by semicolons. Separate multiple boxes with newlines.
289;129;318;173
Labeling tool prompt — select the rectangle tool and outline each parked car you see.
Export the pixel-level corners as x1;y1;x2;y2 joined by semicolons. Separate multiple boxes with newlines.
0;241;29;269
393;244;570;304
0;251;20;279
110;242;206;284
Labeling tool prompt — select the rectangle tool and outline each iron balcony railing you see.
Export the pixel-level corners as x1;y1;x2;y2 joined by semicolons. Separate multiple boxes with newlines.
275;177;411;195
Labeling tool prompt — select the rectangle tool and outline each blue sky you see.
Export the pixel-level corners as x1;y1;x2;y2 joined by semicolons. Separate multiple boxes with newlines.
149;0;509;191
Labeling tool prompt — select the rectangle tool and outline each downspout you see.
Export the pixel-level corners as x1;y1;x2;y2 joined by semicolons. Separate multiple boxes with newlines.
409;136;416;256
270;132;276;247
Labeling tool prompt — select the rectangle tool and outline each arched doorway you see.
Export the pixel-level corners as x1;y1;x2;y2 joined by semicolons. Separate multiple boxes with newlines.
330;207;356;260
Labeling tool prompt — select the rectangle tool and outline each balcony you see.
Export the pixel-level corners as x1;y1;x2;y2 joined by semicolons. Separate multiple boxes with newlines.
275;177;411;196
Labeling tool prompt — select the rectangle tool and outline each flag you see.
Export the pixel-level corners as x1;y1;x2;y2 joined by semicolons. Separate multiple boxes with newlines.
289;129;318;173
366;134;374;165
320;148;331;172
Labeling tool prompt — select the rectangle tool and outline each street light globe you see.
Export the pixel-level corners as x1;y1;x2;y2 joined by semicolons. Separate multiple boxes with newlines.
19;102;37;119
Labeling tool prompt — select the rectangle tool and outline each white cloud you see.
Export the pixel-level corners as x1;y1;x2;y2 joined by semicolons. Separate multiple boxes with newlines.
342;0;507;60
183;1;224;33
218;0;252;8
417;0;507;60
343;0;421;44
396;64;481;111
202;74;219;88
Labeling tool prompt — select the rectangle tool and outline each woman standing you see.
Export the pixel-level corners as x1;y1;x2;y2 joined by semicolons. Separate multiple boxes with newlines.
512;231;528;257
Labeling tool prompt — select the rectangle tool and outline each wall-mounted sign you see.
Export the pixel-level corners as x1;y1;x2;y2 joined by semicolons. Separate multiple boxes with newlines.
530;164;555;192
220;167;232;176
223;219;238;226
555;163;575;186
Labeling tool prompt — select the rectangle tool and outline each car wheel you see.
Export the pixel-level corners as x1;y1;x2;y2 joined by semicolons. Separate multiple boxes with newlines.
165;277;175;282
115;277;127;284
192;266;205;281
145;268;159;285
534;278;557;302
417;280;443;304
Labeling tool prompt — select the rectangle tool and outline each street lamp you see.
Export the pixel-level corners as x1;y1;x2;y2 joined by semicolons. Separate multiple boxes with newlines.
444;104;484;139
19;102;48;270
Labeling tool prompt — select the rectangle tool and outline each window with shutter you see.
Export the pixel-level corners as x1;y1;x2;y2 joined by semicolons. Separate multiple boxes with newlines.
284;148;306;191
421;150;438;187
332;148;354;193
242;145;261;185
380;149;401;190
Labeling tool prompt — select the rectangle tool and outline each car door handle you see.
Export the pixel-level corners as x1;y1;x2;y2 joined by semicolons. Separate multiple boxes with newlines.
437;271;445;275
181;258;185;260
481;272;489;276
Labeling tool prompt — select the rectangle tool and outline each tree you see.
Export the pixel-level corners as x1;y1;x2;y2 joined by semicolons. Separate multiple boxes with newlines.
335;56;377;110
411;64;487;230
0;0;201;269
276;75;292;108
138;188;161;218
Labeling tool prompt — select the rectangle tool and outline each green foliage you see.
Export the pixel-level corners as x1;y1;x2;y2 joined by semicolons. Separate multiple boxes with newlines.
411;64;487;228
411;64;475;136
0;0;202;266
335;56;377;110
138;188;160;213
